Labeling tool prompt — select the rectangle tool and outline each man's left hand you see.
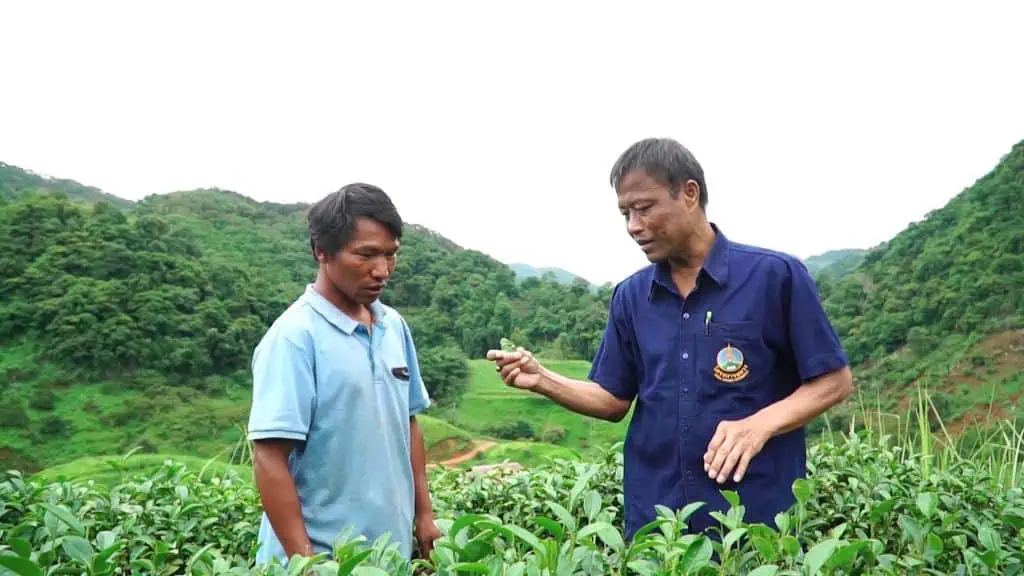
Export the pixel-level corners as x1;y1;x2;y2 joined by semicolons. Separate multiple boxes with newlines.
703;414;774;484
414;513;442;559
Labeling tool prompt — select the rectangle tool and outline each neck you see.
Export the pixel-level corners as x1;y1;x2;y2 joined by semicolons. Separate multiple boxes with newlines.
667;219;716;274
313;272;371;323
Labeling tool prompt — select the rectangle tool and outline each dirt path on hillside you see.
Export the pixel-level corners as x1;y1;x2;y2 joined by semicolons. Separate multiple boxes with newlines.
430;440;497;468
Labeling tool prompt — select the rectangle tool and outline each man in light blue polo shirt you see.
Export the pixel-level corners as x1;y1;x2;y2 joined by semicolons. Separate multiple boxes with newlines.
247;183;441;565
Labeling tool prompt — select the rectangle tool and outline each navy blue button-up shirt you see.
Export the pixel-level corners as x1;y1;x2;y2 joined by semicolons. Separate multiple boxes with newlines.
589;224;849;538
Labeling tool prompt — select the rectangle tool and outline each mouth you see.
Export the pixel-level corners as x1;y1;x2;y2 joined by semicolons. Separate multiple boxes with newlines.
637;239;655;253
365;284;386;296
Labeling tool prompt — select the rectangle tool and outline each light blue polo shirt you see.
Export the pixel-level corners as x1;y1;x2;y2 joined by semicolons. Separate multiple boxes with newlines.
247;284;431;565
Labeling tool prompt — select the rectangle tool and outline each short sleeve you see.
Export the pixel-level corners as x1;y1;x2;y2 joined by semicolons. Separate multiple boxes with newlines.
402;319;431;417
588;284;639;401
247;330;316;442
785;259;850;382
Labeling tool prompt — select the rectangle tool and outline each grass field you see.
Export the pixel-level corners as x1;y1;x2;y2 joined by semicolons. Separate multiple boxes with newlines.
8;330;1022;476
1;337;488;472
28;413;485;487
30;452;254;488
430;359;630;457
0;342;256;473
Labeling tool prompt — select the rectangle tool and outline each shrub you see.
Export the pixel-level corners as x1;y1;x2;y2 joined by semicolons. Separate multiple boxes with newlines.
0;431;1021;574
0;402;30;428
540;423;567;444
29;387;56;411
484;419;535;440
416;344;470;408
37;415;72;437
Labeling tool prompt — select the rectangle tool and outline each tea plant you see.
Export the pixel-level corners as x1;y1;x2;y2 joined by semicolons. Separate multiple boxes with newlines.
1;431;1021;575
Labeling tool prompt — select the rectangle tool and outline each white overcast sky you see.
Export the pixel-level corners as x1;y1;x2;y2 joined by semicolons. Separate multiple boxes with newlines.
2;1;1022;285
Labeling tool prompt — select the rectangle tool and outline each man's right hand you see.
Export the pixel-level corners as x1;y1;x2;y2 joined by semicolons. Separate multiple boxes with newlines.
487;347;631;422
486;348;541;391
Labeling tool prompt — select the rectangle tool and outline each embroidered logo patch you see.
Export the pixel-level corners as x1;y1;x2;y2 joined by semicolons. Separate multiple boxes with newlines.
713;344;749;383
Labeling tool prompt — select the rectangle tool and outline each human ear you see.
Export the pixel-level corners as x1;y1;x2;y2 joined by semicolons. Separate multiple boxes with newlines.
683;180;701;208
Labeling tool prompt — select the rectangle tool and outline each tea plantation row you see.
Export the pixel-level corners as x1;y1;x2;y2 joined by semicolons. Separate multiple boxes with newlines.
1;432;1022;575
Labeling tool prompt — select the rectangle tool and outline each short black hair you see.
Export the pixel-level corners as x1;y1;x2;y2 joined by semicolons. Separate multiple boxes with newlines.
307;183;403;257
609;138;708;208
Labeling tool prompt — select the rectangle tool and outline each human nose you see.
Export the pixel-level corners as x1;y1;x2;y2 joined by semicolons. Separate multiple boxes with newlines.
370;256;390;279
626;211;644;236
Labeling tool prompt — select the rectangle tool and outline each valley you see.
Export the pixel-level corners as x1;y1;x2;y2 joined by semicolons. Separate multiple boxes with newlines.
1;139;1023;573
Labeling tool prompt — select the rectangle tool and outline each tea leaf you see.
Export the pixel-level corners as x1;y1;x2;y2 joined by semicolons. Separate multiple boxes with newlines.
803;538;839;575
60;535;96;564
916;492;938;518
0;556;43;576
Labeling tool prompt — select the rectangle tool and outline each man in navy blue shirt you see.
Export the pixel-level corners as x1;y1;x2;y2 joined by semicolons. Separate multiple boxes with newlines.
487;137;854;539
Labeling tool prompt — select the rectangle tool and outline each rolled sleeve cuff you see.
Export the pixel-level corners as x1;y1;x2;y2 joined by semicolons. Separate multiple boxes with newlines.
247;428;308;442
799;351;850;383
409;397;431;417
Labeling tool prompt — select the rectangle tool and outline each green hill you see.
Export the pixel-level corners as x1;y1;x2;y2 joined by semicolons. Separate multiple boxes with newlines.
2;136;1023;474
0;161;133;208
817;140;1024;437
0;162;612;472
508;263;591;286
803;248;868;280
435;358;630;451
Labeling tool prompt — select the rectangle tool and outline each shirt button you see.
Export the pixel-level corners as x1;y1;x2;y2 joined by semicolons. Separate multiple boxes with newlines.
683;312;690;319
682;352;689;359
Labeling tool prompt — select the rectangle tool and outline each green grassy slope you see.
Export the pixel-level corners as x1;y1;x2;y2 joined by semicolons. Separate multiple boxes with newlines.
0;343;486;474
3;137;1024;476
31;414;483;488
31;452;254;488
432;359;630;453
0;160;613;472
815;139;1024;439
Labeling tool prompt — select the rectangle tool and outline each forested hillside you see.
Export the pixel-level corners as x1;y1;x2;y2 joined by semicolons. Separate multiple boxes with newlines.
0;171;614;376
804;248;867;280
2;137;1022;473
0;163;613;470
819;140;1023;365
0;162;132;208
509;263;589;285
816;139;1024;434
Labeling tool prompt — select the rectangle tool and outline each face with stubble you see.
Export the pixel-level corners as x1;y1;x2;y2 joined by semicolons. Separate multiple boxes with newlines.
616;169;704;264
315;216;399;308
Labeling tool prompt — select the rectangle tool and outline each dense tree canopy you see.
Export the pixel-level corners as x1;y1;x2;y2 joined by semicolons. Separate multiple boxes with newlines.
818;139;1024;366
2;137;1022;407
0;168;614;406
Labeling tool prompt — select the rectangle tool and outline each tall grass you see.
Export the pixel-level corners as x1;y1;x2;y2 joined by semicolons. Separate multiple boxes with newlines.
824;380;1024;490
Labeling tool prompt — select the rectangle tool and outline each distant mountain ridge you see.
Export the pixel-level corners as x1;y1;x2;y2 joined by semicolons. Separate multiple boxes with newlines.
803;248;869;279
508;263;590;286
0;162;133;208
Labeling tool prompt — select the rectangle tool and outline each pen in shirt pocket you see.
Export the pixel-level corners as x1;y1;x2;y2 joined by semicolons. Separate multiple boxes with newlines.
704;309;712;335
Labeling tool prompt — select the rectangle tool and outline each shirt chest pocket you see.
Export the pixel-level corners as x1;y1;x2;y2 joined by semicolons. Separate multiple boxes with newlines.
695;320;775;411
377;335;412;391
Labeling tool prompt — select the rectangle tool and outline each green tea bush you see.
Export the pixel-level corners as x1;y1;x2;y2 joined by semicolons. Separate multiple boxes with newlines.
1;432;1021;575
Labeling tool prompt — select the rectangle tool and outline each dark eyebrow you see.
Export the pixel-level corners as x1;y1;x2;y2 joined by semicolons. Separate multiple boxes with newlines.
355;244;399;254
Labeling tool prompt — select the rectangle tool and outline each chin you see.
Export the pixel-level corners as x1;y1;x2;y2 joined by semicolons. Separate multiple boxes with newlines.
642;250;666;263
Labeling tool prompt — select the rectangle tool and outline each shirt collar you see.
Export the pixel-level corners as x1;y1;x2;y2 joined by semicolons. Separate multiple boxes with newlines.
649;222;730;299
301;284;388;334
